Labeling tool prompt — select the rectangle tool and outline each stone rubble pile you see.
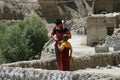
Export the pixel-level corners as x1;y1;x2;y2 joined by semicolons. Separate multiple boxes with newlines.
95;46;109;53
105;35;120;47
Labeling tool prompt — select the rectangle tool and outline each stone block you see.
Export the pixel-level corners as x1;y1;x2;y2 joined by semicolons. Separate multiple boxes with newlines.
113;45;120;51
95;46;109;53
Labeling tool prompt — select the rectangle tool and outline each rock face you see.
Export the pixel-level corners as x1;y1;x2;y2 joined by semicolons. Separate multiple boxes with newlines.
0;0;88;22
0;0;30;20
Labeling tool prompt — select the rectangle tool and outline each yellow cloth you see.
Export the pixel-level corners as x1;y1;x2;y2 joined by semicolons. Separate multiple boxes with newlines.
60;41;72;51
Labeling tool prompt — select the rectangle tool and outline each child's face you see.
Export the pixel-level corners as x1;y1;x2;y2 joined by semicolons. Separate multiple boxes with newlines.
63;37;68;41
57;23;63;29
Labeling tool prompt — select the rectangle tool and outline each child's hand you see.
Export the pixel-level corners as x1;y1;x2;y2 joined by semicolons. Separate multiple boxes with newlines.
60;40;63;44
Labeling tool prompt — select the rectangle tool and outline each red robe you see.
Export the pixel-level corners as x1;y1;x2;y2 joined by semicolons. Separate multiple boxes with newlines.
58;48;70;71
58;41;72;71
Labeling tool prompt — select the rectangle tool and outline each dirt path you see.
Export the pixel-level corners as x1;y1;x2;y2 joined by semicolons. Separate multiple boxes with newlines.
68;34;95;57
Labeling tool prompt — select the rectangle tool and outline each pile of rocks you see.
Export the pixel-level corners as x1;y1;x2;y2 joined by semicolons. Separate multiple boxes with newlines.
105;35;120;47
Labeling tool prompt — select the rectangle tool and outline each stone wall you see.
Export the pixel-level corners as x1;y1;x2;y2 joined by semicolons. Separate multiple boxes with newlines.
71;52;120;70
1;53;120;79
1;51;120;79
87;14;119;46
0;66;72;80
2;51;120;71
1;64;120;80
1;58;57;70
87;15;106;46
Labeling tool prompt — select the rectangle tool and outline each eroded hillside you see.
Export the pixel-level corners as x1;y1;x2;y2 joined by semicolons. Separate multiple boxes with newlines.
0;0;90;23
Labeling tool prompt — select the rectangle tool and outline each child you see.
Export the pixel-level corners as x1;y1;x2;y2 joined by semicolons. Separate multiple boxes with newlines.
58;34;72;71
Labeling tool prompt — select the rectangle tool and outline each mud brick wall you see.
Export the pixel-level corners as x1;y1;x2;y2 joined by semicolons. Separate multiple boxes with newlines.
87;15;116;46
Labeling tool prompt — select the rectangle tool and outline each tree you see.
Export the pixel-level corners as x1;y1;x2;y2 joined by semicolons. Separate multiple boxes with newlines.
0;16;49;63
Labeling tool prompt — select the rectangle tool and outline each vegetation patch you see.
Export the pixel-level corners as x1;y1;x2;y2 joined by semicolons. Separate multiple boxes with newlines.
0;16;49;64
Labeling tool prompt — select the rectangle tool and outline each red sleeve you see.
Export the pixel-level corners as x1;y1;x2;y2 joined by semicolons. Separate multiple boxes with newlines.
51;27;56;37
64;27;71;38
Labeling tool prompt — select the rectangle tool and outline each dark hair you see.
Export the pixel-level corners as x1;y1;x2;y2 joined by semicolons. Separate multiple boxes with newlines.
55;19;62;25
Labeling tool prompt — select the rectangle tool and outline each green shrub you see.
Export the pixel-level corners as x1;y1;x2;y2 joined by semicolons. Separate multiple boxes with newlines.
0;48;7;64
21;17;49;56
0;23;7;64
0;16;49;63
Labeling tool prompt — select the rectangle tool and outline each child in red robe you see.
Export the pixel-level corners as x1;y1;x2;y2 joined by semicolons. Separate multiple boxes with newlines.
58;34;72;71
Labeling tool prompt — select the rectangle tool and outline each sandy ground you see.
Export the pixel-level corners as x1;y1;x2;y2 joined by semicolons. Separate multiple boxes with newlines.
69;34;95;57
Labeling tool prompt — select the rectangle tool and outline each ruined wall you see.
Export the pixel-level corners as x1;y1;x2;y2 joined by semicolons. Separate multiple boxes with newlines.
87;14;117;46
87;15;106;45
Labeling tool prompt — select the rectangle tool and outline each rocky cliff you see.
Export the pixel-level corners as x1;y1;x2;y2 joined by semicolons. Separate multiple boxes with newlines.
0;0;89;23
